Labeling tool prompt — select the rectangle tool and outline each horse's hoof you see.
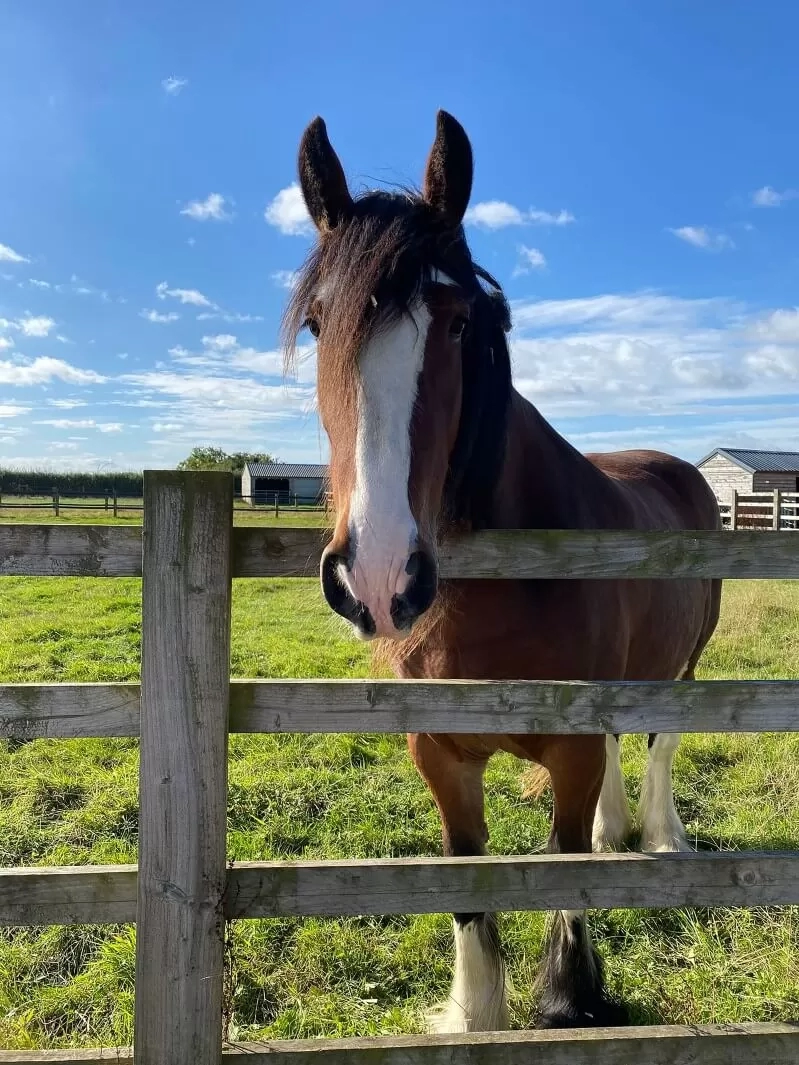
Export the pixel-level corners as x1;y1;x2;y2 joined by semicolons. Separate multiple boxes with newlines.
537;997;629;1029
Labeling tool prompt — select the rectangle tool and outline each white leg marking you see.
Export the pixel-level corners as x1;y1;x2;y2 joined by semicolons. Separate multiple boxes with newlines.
344;302;432;633
640;733;690;852
427;918;509;1034
592;735;632;851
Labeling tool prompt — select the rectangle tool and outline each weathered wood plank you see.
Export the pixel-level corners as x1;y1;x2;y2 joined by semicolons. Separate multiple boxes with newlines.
7;852;799;927
2;1024;799;1064
230;678;799;735
3;525;798;579
0;683;140;740
135;471;233;1065
3;679;799;740
231;527;799;579
0;525;142;576
0;866;137;926
225;851;799;918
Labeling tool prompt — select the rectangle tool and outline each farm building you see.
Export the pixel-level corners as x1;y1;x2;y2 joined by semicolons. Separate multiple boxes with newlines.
698;448;799;502
241;461;327;504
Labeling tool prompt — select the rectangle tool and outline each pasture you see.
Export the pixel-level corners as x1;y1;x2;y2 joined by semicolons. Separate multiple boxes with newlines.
1;515;798;1050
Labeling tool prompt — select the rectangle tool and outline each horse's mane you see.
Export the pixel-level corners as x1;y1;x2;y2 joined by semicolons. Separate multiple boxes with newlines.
282;189;513;529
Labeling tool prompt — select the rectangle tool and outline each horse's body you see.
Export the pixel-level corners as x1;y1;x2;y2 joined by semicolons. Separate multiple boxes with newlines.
286;110;721;1032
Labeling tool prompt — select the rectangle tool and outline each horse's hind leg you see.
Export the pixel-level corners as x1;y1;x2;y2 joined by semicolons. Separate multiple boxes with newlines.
536;736;627;1028
591;735;633;851
408;733;508;1034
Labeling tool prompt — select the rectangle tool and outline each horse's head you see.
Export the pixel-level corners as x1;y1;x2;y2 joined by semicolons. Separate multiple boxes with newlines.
285;111;511;640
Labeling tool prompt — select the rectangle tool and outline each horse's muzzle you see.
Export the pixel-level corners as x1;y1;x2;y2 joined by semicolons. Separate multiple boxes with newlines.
320;545;438;640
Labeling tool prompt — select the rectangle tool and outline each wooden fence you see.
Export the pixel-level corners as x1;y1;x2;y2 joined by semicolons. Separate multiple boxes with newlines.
718;490;799;530
1;470;799;1064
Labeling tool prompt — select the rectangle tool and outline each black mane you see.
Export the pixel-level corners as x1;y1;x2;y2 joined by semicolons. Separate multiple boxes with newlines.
284;190;513;530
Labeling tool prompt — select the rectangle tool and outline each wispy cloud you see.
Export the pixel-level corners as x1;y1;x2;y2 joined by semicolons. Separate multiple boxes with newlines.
0;403;31;417
180;193;232;222
17;315;56;337
0;242;29;263
464;201;575;229
752;185;799;208
48;398;88;409
37;418;123;432
29;278;50;289
513;245;547;276
670;226;734;251
264;184;313;236
156;281;215;307
162;76;188;96
140;309;180;324
271;270;300;290
0;356;105;386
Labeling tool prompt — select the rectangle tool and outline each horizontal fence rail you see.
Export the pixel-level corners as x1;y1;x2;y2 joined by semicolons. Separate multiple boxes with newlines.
3;679;799;740
2;1023;799;1065
2;524;799;579
5;851;799;927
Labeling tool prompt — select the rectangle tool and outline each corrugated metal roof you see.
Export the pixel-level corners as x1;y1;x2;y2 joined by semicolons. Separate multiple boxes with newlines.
245;462;328;479
698;448;799;474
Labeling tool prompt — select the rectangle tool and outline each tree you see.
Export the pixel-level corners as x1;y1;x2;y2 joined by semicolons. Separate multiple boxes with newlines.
176;447;274;474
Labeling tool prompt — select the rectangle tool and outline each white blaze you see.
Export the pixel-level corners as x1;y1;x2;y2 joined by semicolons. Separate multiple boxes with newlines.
343;300;432;634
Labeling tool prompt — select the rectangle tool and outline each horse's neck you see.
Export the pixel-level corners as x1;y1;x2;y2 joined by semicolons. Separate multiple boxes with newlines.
489;388;616;530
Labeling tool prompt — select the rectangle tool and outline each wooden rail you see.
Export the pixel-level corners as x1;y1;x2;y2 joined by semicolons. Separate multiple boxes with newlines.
2;472;799;1065
2;1023;798;1064
4;851;799;927
3;524;799;578
3;679;799;740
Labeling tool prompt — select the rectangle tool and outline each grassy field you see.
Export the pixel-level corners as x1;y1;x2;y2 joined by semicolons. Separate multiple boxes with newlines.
0;497;328;527
1;514;798;1049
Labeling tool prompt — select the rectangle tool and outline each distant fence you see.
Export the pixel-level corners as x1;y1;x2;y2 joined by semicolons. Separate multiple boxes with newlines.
718;490;799;531
0;490;326;518
1;473;799;1063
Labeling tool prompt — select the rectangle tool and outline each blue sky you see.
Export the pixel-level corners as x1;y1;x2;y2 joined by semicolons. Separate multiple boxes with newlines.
2;1;799;471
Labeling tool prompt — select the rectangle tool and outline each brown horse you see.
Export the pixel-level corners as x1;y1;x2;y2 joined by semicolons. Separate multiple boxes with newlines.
284;111;721;1033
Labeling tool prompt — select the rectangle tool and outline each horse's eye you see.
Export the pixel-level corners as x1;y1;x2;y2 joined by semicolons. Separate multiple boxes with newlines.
304;317;321;339
449;315;469;340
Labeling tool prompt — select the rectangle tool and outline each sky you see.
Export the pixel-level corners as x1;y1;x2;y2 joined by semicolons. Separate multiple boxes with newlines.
2;1;799;472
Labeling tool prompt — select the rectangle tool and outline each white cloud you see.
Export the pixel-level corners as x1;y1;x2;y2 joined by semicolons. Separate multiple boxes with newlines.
0;356;105;386
156;281;215;307
202;333;238;352
513;245;547;276
37;419;123;432
48;398;88;409
140;309;180;323
670;226;734;251
17;315;56;337
464;201;575;229
264;184;313;236
0;242;29;263
0;403;31;417
752;185;799;208
272;270;300;290
196;311;263;323
162;76;188;96
29;278;51;289
0;337;13;350
180;193;232;222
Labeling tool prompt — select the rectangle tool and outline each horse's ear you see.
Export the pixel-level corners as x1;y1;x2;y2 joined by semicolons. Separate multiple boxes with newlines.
298;117;353;233
422;110;473;228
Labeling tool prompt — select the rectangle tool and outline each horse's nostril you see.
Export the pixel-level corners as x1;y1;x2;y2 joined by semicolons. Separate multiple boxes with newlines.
320;551;375;636
391;550;438;630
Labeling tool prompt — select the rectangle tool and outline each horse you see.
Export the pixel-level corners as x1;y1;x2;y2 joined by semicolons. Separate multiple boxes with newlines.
283;110;721;1034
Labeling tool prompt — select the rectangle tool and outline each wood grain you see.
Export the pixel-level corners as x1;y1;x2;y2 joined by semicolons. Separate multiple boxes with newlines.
7;851;799;926
229;678;799;735
134;471;233;1065
0;524;142;576
3;679;798;740
2;1023;799;1064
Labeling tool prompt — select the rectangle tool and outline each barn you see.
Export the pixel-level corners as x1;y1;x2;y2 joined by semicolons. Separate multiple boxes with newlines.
697;448;799;503
241;462;327;505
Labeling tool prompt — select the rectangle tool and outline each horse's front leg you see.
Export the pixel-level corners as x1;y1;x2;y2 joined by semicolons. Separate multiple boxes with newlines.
408;732;508;1034
535;735;628;1029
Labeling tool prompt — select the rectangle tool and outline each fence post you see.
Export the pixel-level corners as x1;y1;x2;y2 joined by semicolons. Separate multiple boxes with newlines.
135;471;233;1065
730;490;738;531
274;493;279;518
773;489;782;532
105;494;109;512
113;488;118;518
53;489;59;517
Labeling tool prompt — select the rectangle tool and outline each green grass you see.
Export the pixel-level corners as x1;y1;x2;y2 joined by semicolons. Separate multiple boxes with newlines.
1;516;798;1049
0;498;328;527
